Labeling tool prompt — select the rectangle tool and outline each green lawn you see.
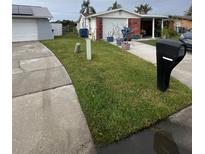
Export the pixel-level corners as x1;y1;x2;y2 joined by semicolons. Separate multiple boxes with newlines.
139;36;180;46
42;33;192;146
139;39;158;46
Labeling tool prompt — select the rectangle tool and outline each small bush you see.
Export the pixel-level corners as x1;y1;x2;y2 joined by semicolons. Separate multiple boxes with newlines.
161;28;178;39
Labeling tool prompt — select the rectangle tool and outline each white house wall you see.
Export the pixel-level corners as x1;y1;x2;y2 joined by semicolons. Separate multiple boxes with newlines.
51;23;62;36
90;18;96;39
78;16;90;29
99;10;140;19
37;19;54;40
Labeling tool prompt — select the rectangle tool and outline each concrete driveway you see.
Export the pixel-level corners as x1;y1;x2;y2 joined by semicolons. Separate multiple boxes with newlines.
12;42;96;154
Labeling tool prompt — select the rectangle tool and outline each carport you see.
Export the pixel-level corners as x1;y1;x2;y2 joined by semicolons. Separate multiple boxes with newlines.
141;17;165;38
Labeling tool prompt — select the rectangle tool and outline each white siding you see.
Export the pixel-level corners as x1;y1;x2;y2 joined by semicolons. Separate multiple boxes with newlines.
77;16;96;40
51;23;62;36
37;19;53;40
78;16;89;29
99;10;140;18
90;18;96;40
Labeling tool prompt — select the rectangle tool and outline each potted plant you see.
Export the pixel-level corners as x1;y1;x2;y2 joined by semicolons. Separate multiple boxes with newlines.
107;30;114;42
121;27;131;50
122;41;130;50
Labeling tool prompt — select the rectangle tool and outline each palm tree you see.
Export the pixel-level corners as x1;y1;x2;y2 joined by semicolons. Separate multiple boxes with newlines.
135;3;152;14
80;0;96;16
184;5;192;16
107;1;122;11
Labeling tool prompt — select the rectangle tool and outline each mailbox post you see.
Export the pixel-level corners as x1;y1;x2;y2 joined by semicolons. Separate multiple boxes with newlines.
156;39;186;92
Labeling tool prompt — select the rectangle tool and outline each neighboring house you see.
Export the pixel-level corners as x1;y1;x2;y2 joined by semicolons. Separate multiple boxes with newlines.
168;16;192;33
12;4;54;42
51;23;63;36
77;8;167;40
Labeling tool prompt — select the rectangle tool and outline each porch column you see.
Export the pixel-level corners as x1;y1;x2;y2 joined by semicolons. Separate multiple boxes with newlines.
161;19;164;30
152;18;155;38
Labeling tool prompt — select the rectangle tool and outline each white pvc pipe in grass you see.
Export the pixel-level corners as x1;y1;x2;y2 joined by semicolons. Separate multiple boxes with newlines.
86;38;92;60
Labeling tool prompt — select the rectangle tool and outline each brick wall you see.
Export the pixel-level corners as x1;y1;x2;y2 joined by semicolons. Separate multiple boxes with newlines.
179;19;192;29
96;17;103;40
170;19;192;31
128;18;141;36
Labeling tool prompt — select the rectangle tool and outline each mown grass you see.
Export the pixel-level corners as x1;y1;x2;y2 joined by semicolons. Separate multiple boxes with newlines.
139;35;180;46
42;33;191;146
139;39;158;46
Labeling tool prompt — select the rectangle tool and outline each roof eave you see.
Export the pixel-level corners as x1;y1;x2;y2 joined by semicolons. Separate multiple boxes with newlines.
86;8;141;18
12;15;53;19
85;8;168;19
141;15;168;19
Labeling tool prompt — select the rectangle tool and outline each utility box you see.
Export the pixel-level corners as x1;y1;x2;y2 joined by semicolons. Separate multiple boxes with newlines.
79;28;88;38
156;39;186;92
51;23;62;36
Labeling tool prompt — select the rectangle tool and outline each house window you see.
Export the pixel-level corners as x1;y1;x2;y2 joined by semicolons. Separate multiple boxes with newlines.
176;20;181;33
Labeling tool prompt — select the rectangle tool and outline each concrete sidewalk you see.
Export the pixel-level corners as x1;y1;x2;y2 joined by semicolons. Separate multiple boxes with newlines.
13;42;96;154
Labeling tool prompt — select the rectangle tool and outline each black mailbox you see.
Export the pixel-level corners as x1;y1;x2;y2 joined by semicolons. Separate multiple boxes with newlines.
156;39;186;92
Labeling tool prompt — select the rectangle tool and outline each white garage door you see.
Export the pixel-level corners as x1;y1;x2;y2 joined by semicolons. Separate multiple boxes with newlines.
12;18;38;42
103;18;128;40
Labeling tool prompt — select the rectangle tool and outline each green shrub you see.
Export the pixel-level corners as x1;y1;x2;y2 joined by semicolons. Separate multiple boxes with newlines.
161;28;178;39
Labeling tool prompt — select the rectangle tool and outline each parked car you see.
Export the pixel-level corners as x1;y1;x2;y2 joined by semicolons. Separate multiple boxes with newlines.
179;29;192;51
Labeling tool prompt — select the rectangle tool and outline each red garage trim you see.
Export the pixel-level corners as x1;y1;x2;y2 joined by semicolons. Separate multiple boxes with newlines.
96;17;103;40
128;18;141;36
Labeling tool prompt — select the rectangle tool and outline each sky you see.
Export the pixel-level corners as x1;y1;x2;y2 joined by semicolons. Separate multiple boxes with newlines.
12;0;192;21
